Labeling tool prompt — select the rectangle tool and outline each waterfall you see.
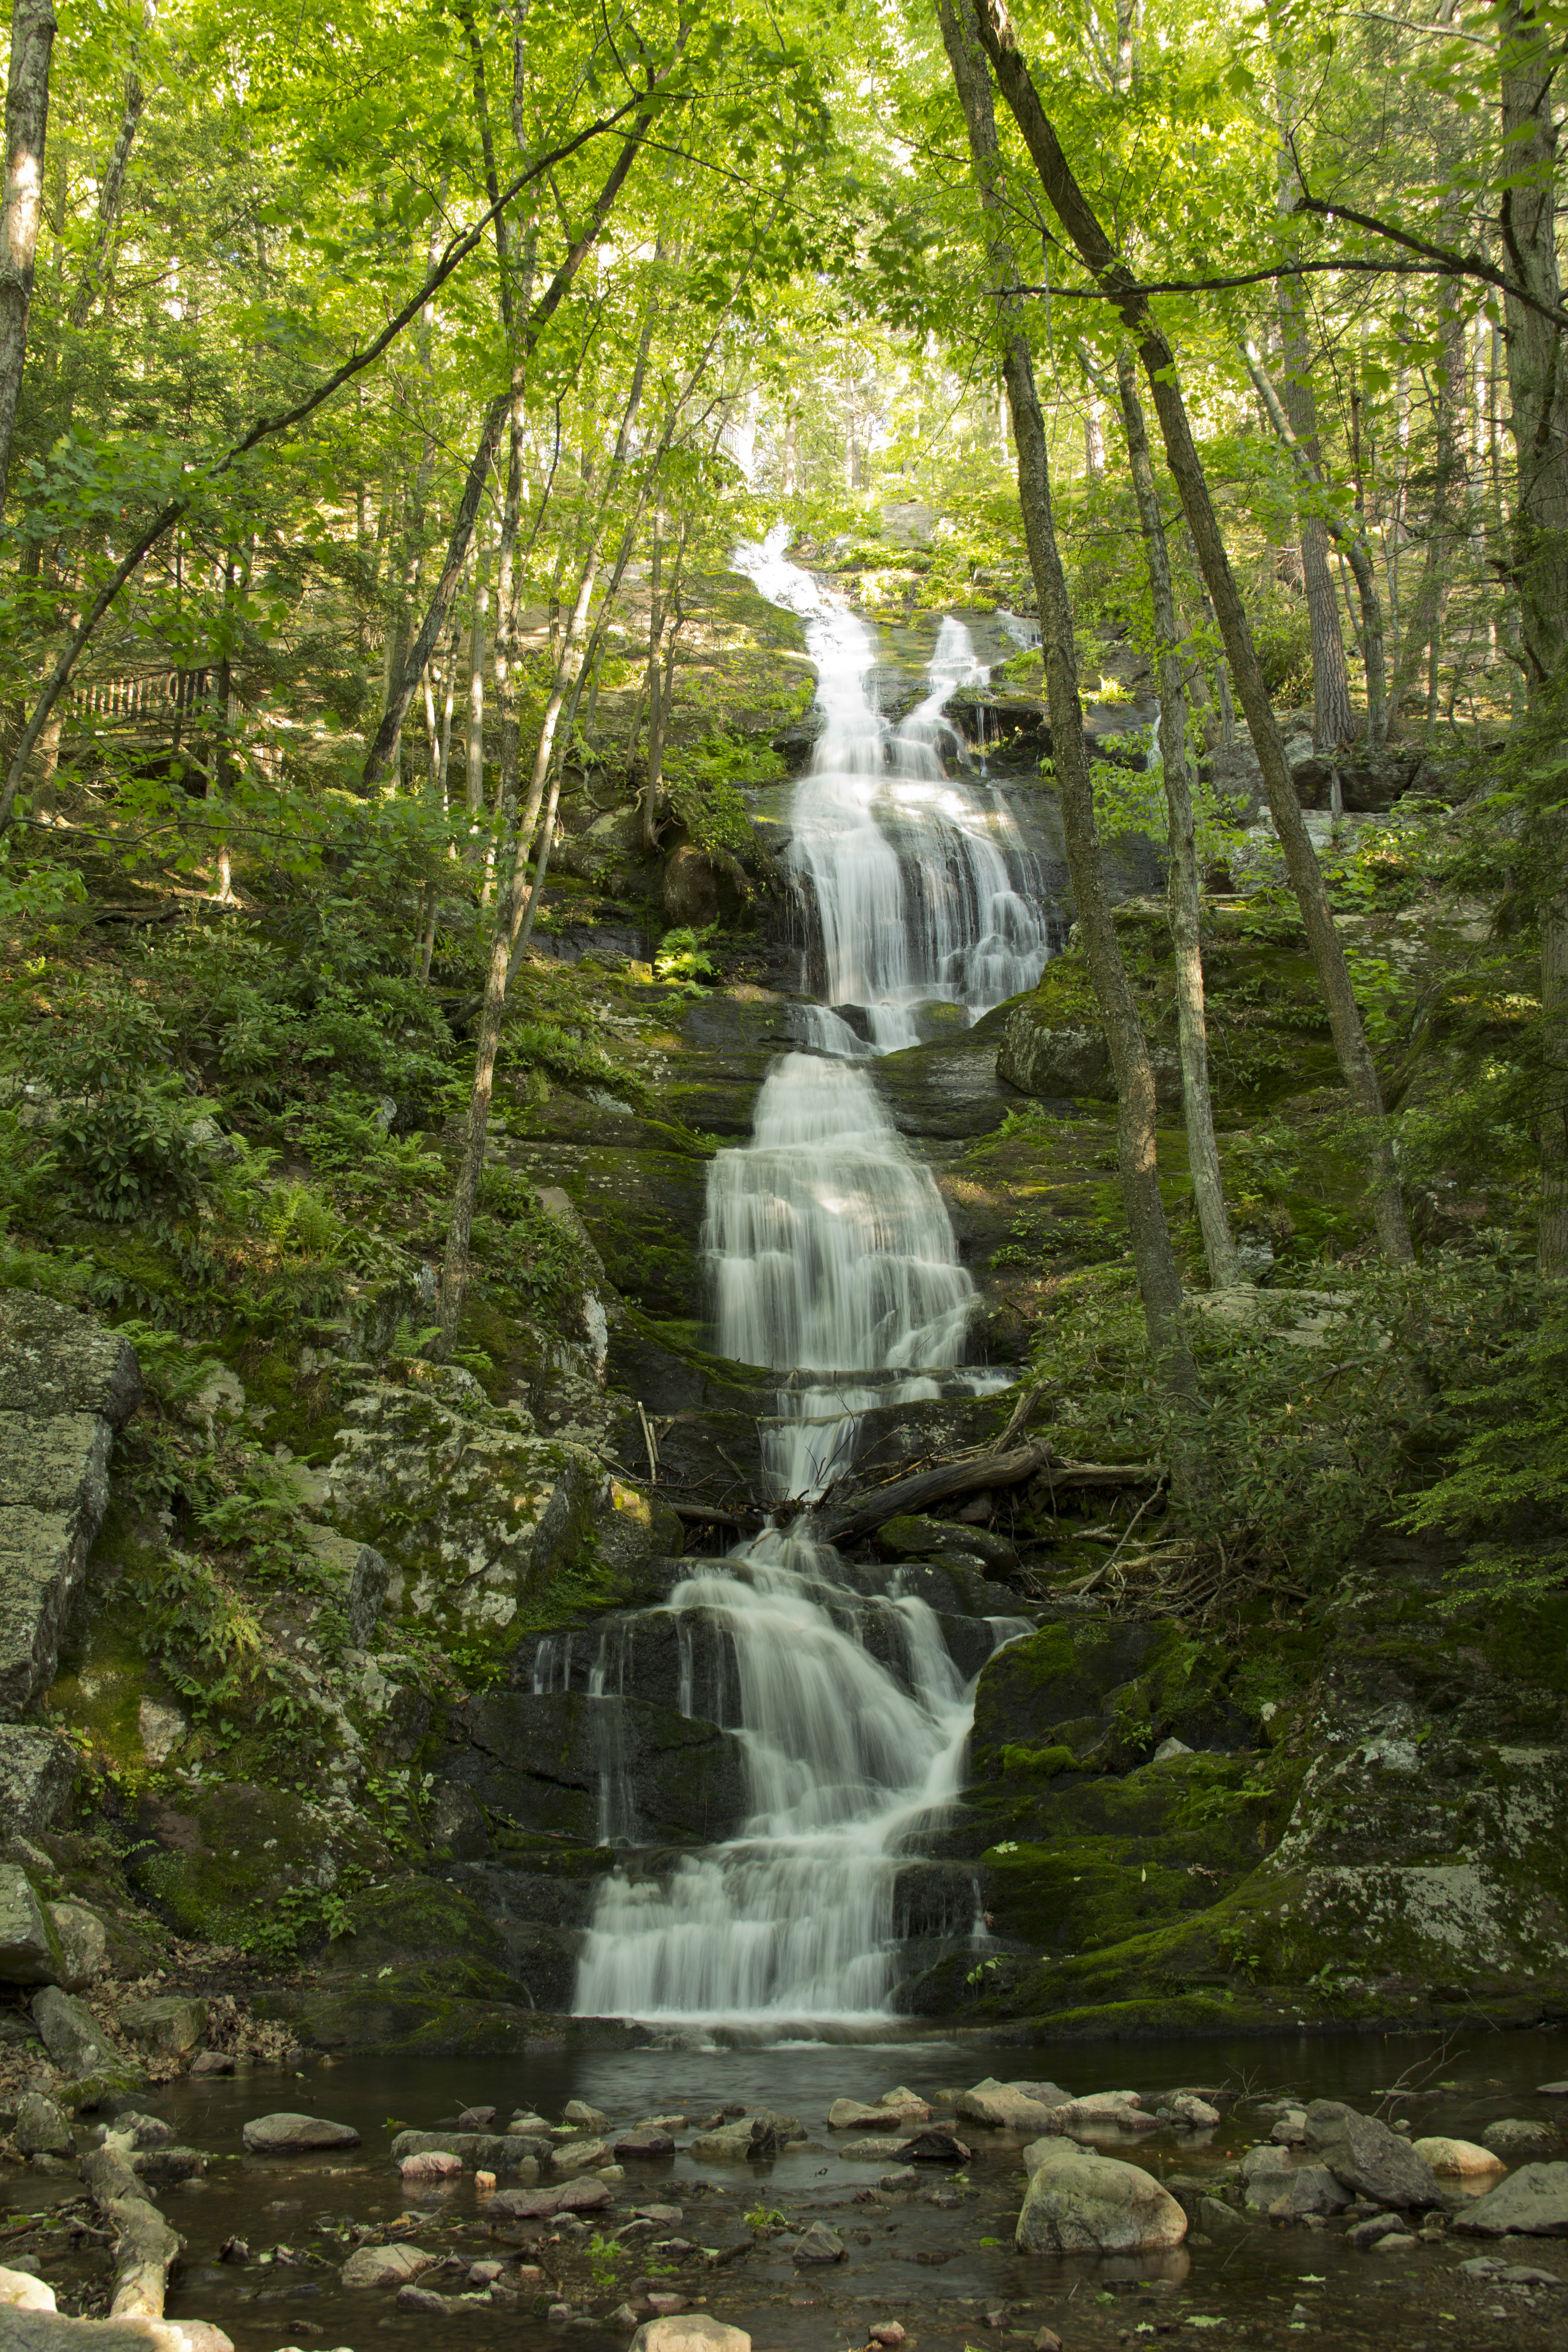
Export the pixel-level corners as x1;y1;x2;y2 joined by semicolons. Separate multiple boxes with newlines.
571;530;1051;2027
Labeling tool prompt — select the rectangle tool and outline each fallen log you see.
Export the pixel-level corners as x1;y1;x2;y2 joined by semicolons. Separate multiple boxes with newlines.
667;1500;749;1529
818;1441;1161;1548
106;2191;181;2319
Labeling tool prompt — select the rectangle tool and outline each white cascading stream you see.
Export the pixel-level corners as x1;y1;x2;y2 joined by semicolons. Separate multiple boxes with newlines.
572;528;1046;2026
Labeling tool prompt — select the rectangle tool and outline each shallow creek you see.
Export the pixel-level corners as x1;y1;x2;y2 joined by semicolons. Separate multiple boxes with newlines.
3;2030;1566;2349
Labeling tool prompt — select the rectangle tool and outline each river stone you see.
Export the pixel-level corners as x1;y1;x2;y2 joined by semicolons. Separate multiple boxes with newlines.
689;2118;779;2161
1451;2161;1568;2236
390;2129;527;2169
1267;2164;1352;2219
839;2136;911;2161
617;2129;676;2156
1540;2082;1568;2096
1413;2135;1506;2176
341;2240;437;2287
30;1987;114;2075
1016;2141;1187;2254
1482;2117;1560;2161
898;2129;970;2164
564;2099;611;2129
118;1994;208;2057
957;2079;1070;2133
45;1901;106;1993
1239;2145;1294;2204
14;2094;73;2157
828;2098;908;2130
1170;2092;1220;2128
0;1866;64;1984
1301;2099;1444;2209
629;2318;750;2352
791;2222;846;2265
401;2150;463;2180
242;2111;361;2153
1053;2092;1149;2129
0;2267;54;2310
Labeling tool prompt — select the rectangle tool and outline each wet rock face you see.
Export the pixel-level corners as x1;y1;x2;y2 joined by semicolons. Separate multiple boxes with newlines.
443;1689;750;1847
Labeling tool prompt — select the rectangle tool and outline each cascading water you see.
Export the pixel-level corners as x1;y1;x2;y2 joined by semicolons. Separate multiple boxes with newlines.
572;529;1048;2028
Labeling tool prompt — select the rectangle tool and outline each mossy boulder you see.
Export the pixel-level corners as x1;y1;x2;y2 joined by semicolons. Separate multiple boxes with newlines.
127;1781;388;1954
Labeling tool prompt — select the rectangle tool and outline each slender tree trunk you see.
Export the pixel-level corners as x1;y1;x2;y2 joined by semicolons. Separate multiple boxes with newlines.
66;0;152;337
937;0;1200;1413
1115;346;1243;1291
1273;46;1353;748
0;0;57;500
1499;0;1568;1278
1390;263;1466;732
1243;340;1388;751
363;98;664;791
466;553;488;821
970;0;1414;1268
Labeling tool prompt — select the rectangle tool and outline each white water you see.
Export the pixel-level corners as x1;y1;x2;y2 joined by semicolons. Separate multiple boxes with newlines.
572;530;1049;2028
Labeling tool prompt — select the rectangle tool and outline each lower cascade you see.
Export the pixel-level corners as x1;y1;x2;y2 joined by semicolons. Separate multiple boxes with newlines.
571;533;1047;2026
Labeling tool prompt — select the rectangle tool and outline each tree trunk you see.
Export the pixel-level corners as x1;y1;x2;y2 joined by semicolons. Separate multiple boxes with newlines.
937;0;1200;1414
970;0;1414;1268
466;553;488;820
0;0;57;499
66;0;152;336
362;98;664;791
1389;258;1466;731
1274;48;1354;748
1499;0;1568;1279
1243;339;1388;751
1114;346;1244;1291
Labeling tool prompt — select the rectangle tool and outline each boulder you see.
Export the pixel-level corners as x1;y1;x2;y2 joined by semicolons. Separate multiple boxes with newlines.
0;1293;142;1424
897;2130;970;2164
689;2118;779;2161
400;2151;463;2180
241;2111;361;2154
828;2099;907;2131
956;2079;1069;2134
1239;2145;1294;2205
1451;2161;1568;2237
1413;2136;1505;2177
1266;2165;1352;2219
554;2136;614;2176
1301;2100;1444;2210
392;2129;536;2170
1170;2093;1220;2128
791;2223;845;2265
1016;2141;1188;2254
487;2176;612;2220
14;2094;73;2157
1482;2118;1559;2162
616;2129;676;2157
118;1995;208;2058
0;2268;55;2311
629;2318;750;2352
564;2099;611;2129
662;848;720;927
45;1902;106;1992
997;1001;1181;1107
341;2241;437;2288
0;1729;78;1839
31;1988;115;2075
0;1865;64;1984
838;2137;910;2161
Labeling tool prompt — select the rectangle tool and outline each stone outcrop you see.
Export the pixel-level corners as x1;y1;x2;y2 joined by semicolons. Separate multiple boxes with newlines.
0;1293;141;1732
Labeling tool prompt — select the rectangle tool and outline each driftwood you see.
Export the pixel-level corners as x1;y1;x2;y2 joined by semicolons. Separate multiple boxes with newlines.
81;2136;182;2319
668;1500;749;1529
818;1440;1160;1548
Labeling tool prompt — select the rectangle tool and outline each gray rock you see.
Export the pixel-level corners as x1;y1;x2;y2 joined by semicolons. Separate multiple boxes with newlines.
1170;2092;1220;2128
1451;2161;1568;2237
0;1865;64;1984
1239;2143;1293;2204
242;2110;361;2154
1346;2213;1404;2251
1267;2164;1352;2219
629;2319;752;2352
956;2079;1069;2133
1016;2141;1188;2253
0;1293;142;1423
997;1003;1181;1107
1482;2118;1559;2162
30;1987;114;2075
447;1688;750;1846
428;1779;490;1859
0;1299;142;1720
0;1729;77;1836
390;2129;537;2171
14;2093;72;2157
341;2240;436;2288
564;2099;611;2130
838;2136;910;2161
117;1995;207;2058
299;1526;392;1649
790;2223;845;2265
689;2118;779;2162
45;1902;105;1992
1539;2082;1568;2096
1301;2099;1444;2210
